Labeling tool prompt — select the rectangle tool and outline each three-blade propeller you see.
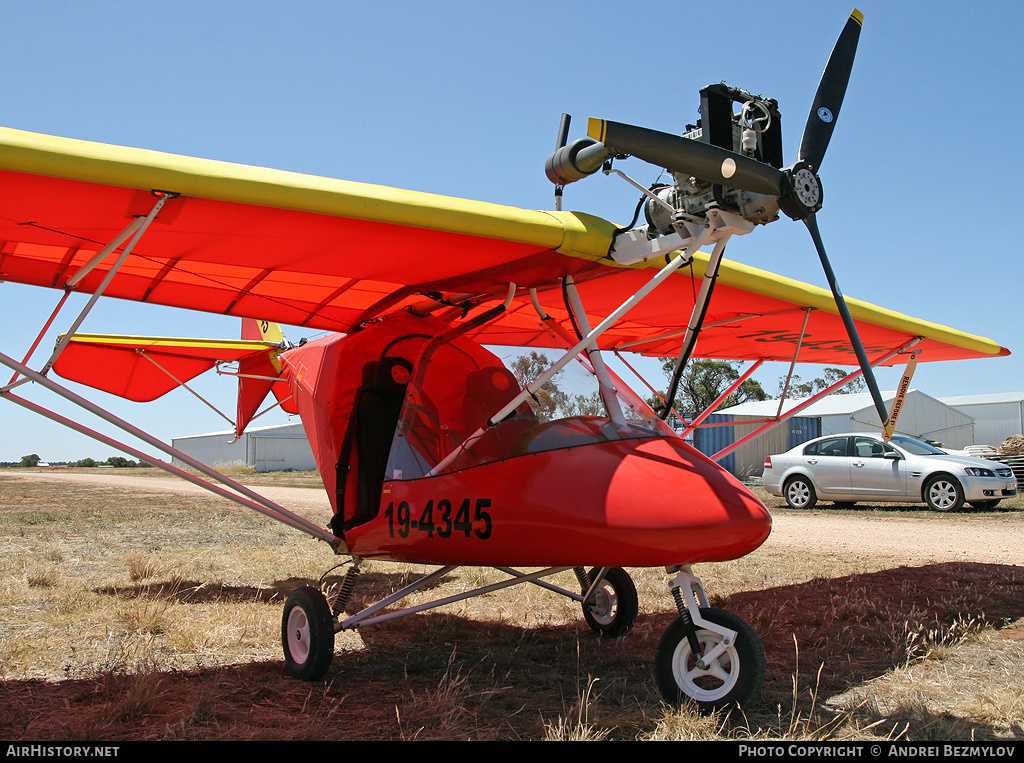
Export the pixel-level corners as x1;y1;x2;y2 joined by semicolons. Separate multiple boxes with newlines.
548;10;890;429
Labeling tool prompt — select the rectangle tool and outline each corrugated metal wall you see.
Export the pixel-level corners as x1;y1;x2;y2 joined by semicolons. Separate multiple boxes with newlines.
253;434;317;472
172;423;316;472
171;432;250;470
707;415;820;479
948;401;1024;448
693;414;735;475
844;392;975;448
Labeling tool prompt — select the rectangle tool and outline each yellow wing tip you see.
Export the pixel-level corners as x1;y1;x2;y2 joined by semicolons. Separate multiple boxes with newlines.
851;8;864;25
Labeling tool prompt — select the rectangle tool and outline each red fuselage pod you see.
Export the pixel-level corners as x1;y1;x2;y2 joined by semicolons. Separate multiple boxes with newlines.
345;433;772;568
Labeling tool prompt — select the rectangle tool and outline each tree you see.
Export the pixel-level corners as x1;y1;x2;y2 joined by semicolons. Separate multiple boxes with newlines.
777;368;866;398
509;352;617;421
558;390;605;418
105;456;138;468
653;358;767;415
19;454;40;467
510;351;566;422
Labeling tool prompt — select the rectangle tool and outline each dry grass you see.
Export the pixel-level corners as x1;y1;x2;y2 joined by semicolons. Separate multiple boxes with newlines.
0;468;1021;740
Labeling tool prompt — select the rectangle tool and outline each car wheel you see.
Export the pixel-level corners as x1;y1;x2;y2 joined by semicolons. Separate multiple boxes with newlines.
923;475;964;512
784;476;817;509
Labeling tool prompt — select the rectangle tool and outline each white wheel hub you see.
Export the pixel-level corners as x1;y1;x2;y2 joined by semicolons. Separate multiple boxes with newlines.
287;607;311;664
787;481;810;507
670;630;740;702
588;585;618;625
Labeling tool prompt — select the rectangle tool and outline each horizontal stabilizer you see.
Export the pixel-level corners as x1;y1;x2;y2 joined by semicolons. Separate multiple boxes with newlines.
51;334;292;409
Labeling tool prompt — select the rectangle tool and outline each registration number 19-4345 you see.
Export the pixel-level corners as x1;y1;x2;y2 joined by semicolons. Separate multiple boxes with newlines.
383;498;492;540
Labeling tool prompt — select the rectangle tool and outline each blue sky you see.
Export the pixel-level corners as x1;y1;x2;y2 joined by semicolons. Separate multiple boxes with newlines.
1;0;1021;461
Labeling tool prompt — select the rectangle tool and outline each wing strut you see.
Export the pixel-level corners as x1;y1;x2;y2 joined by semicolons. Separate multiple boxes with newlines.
562;275;626;425
658;234;731;420
804;213;891;430
486;216;716;428
3;192;171;393
0;348;341;549
134;349;238;429
539;316;676;438
4;291;71;387
775;307;814;417
709;337;922;462
679;359;766;439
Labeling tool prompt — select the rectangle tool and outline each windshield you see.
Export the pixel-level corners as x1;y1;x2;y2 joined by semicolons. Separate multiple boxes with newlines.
889;434;947;456
385;338;670;480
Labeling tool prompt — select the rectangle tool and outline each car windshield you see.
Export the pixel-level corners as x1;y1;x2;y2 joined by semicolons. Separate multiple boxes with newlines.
889;435;947;456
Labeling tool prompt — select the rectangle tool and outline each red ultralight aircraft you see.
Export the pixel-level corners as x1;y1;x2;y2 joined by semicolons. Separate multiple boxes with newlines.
0;10;1009;709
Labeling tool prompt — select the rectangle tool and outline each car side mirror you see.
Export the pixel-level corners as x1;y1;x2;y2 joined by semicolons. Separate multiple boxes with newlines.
884;451;901;460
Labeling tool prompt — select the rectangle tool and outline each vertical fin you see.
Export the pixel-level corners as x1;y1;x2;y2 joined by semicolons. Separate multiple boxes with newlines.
236;319;293;437
241;318;285;344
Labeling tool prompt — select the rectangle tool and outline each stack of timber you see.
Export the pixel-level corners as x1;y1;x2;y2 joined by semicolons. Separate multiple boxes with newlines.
987;454;1024;491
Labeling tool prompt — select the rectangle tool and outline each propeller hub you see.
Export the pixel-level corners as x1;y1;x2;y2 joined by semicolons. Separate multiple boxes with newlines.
791;167;822;208
778;161;823;220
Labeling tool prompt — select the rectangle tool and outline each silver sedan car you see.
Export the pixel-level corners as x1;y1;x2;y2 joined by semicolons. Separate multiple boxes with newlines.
762;433;1018;511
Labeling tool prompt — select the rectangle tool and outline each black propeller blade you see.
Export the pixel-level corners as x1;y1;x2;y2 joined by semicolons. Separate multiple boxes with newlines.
794;10;890;429
804;213;890;427
799;9;863;171
588;118;787;198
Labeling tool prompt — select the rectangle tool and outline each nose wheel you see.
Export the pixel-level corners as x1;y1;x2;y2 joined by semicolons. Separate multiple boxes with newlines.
656;568;764;710
654;607;764;710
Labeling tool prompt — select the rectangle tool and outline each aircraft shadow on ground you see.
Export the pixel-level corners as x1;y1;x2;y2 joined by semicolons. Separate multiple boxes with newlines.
93;569;444;607
721;561;1023;706
43;560;1021;739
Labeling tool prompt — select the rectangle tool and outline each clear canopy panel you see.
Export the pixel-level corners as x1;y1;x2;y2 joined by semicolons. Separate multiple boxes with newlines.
385;337;670;481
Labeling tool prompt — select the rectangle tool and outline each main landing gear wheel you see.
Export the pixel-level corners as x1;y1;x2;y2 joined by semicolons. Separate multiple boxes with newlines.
582;567;638;638
654;608;765;712
282;586;335;681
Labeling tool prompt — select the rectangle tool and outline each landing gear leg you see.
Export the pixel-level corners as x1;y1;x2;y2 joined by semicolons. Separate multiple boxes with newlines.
654;566;765;711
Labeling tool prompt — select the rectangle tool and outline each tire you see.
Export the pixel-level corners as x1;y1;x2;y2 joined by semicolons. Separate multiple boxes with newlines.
923;474;964;512
582;567;638;638
784;476;817;510
970;500;1000;510
282;586;335;680
654;608;765;712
